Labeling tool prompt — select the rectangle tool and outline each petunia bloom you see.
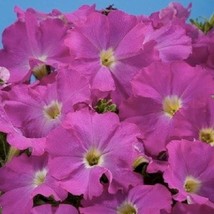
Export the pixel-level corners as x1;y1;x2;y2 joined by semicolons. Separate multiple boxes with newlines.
1;69;90;154
120;61;214;156
0;154;66;214
164;139;214;203
177;97;214;146
0;10;71;83
47;110;142;199
65;10;156;97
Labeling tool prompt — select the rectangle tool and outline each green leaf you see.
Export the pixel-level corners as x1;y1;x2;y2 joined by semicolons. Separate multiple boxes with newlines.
209;14;214;25
190;14;214;33
0;133;9;167
94;99;118;114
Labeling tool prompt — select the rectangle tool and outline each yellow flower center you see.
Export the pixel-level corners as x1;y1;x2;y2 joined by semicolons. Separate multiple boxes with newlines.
43;100;62;120
184;176;201;193
32;64;52;80
100;48;116;68
199;128;214;146
132;156;149;169
84;148;103;168
33;168;48;187
162;95;182;118
117;202;137;214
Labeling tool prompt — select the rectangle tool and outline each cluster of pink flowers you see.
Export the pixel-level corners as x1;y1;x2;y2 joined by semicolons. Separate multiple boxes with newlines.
0;2;214;213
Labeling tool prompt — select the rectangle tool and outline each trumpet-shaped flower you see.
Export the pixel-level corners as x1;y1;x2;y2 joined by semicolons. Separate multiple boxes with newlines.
1;69;90;154
120;61;214;156
0;11;71;83
164;140;214;203
65;10;156;97
47;110;142;199
0;154;66;214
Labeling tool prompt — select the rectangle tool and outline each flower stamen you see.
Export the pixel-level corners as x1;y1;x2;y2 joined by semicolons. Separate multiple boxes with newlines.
163;95;182;118
33;168;48;187
184;176;201;193
84;148;103;168
199;128;214;146
117;202;137;214
100;48;116;68
32;64;52;80
43;100;62;120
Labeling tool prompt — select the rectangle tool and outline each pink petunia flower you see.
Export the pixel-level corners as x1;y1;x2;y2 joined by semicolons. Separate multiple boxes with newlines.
0;154;67;214
164;139;214;203
47;110;142;199
80;184;172;214
177;97;214;146
0;10;71;83
65;10;156;96
120;61;214;156
1;69;90;154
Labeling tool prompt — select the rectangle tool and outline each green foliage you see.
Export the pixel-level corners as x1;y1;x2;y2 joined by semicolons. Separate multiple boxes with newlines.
190;14;214;33
0;133;9;167
95;99;118;114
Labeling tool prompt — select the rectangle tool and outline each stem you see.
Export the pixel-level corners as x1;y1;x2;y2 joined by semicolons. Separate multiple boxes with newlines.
0;134;7;159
